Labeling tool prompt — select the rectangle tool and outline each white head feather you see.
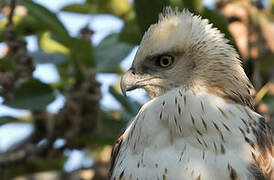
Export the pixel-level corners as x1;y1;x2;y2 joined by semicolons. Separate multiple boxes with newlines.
124;7;253;107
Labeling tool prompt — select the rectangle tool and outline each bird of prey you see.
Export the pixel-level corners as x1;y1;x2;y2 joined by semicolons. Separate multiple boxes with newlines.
109;8;273;180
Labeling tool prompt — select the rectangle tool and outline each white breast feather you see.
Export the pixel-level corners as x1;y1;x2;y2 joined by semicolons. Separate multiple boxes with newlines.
111;87;263;180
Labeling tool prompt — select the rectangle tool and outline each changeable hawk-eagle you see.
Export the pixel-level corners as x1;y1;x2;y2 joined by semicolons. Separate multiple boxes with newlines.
109;8;273;180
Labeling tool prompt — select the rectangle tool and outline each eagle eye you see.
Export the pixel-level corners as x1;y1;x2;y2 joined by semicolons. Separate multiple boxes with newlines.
158;55;174;68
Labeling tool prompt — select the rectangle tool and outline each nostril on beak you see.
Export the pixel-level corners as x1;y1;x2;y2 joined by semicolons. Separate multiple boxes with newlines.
130;67;136;75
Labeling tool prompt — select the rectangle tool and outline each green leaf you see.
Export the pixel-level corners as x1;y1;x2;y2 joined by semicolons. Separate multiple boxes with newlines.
262;94;274;114
170;0;183;8
61;3;93;14
19;0;71;45
101;110;128;134
134;0;170;34
30;50;67;65
257;53;274;74
119;19;142;45
70;37;94;67
78;133;116;145
0;116;18;126
4;78;56;110
0;15;48;42
94;34;134;72
0;58;14;70
109;86;141;114
181;0;203;13
270;0;274;14
33;156;67;171
109;86;132;113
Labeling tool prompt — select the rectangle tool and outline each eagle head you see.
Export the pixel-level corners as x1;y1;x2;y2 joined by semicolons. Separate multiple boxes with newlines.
121;8;253;107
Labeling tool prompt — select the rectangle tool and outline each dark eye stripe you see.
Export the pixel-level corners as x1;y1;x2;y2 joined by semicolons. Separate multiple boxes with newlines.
140;53;177;73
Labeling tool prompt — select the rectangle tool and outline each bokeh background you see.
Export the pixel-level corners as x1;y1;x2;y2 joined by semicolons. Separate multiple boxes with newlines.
0;0;273;179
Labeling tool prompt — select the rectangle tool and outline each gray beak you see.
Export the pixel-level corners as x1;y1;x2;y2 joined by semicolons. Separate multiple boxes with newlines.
120;69;138;96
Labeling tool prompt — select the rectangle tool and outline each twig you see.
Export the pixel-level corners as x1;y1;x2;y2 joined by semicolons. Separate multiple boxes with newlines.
6;0;16;27
254;82;271;105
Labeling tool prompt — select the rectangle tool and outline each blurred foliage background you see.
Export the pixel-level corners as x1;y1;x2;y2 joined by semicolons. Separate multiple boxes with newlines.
0;0;273;179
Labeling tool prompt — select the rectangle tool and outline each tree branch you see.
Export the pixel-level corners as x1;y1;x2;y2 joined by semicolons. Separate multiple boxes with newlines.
0;137;55;168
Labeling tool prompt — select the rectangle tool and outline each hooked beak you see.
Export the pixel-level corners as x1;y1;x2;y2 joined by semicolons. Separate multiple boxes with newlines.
120;69;139;96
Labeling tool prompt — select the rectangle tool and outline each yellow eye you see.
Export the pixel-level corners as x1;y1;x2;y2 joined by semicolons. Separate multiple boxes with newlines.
159;55;173;67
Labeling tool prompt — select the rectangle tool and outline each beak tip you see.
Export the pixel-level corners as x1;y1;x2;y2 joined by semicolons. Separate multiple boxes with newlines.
120;76;127;97
120;69;137;96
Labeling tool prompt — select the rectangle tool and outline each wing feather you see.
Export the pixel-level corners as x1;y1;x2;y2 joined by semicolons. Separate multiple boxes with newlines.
250;117;274;179
108;133;124;179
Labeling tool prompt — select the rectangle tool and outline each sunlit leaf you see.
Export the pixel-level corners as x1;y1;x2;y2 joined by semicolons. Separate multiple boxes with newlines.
4;78;56;110
39;32;69;54
39;32;93;67
107;0;132;17
94;34;134;72
62;0;132;19
271;0;274;14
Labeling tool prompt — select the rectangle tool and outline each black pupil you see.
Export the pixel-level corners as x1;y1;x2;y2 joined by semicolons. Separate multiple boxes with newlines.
162;58;169;65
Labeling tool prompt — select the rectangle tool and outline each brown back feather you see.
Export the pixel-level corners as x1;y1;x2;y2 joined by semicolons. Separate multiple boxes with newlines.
250;118;274;179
